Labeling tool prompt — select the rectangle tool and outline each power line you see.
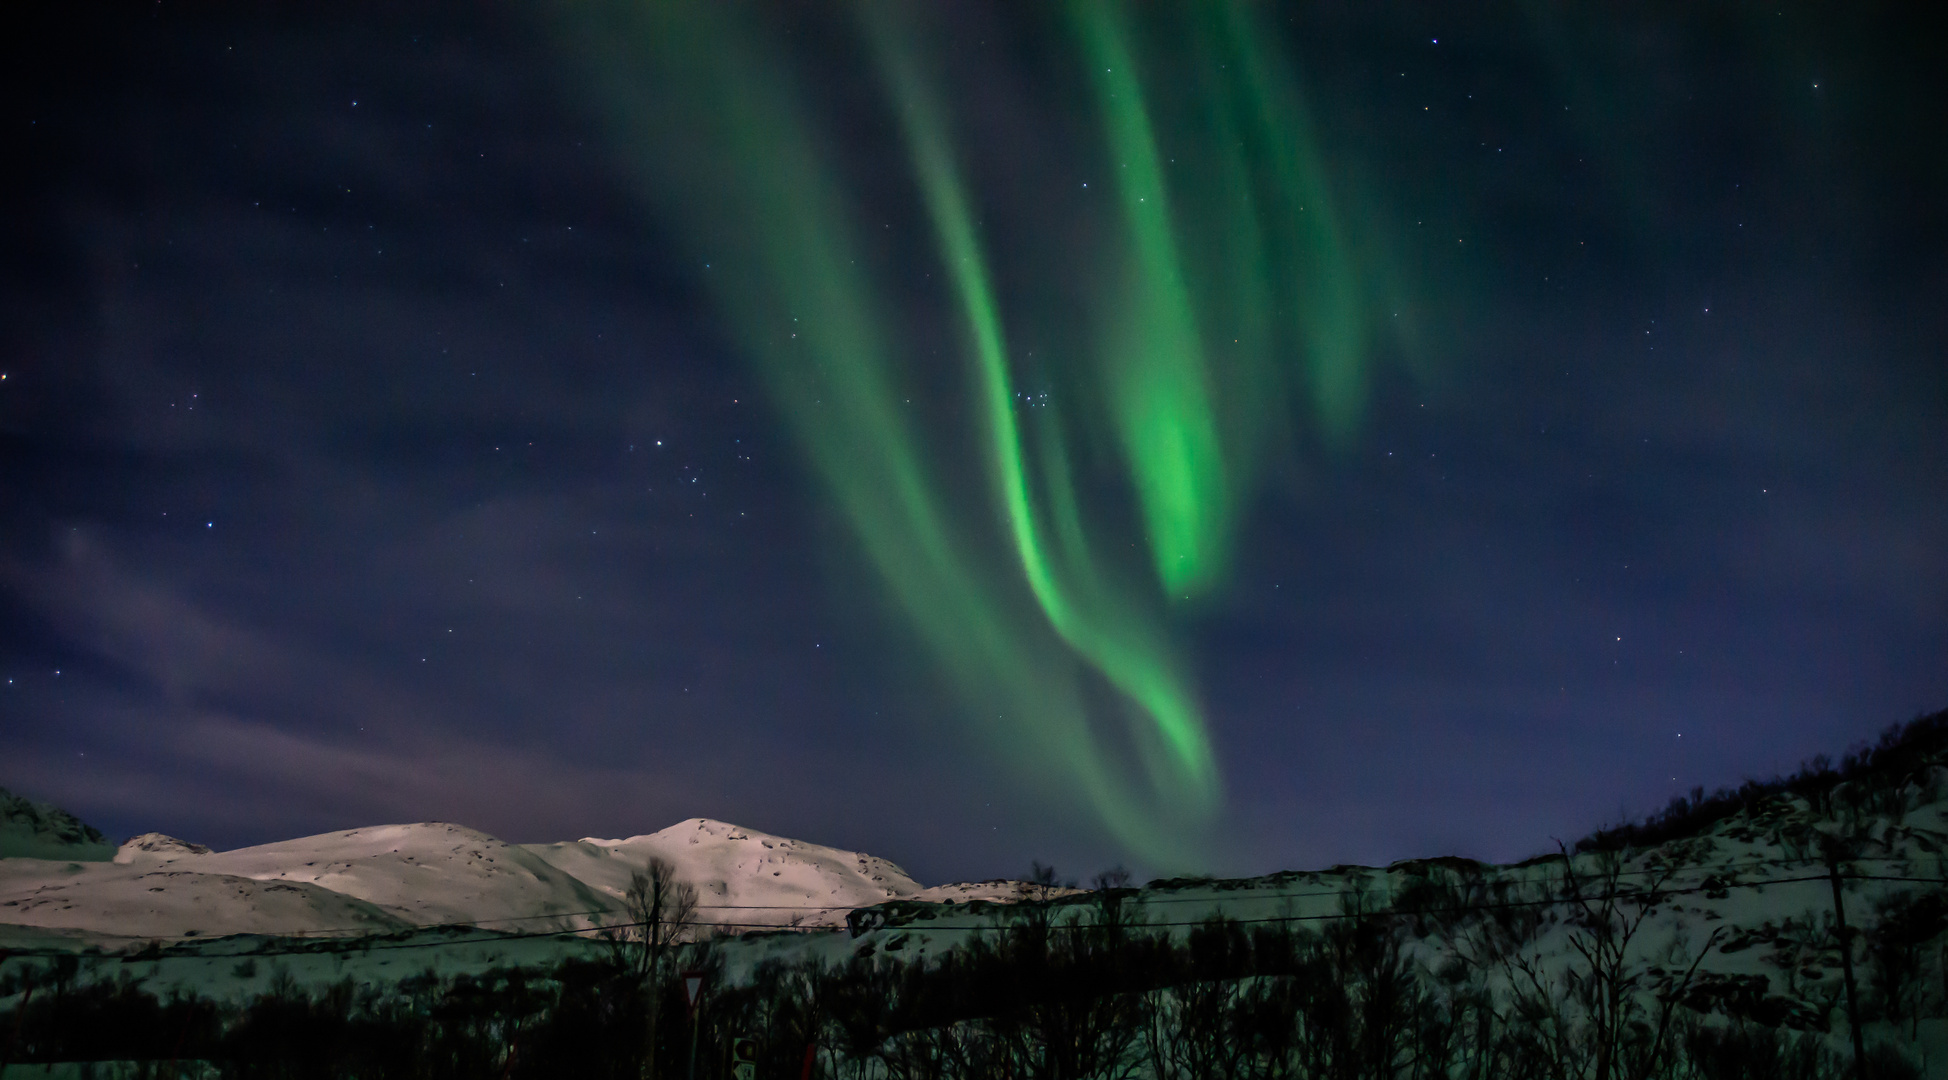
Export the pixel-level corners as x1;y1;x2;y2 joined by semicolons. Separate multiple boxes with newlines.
68;848;1942;944
4;852;1936;946
1;871;1938;963
1027;854;1932;906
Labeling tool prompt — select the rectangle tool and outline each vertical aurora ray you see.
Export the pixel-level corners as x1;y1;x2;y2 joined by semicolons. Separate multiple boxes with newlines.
1070;0;1230;598
866;8;1220;818
1211;2;1371;444
562;0;1381;865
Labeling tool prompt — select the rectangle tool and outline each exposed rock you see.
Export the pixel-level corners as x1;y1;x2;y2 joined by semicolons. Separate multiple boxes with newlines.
114;832;215;864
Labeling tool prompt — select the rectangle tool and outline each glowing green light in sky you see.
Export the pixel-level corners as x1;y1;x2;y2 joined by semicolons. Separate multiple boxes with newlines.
1072;1;1230;597
565;0;1378;866
869;9;1218;818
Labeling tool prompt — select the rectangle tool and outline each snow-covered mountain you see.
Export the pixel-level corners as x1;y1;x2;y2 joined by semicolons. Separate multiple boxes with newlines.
0;821;606;940
0;810;960;942
522;817;924;930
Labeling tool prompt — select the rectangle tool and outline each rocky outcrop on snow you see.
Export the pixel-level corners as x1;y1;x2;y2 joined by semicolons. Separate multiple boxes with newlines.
114;832;214;863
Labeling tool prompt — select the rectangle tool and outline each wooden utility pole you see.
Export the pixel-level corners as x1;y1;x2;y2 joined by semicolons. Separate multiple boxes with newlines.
1825;850;1867;1077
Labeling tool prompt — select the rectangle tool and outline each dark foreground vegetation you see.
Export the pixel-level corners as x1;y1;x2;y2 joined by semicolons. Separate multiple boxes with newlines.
1;898;1936;1080
2;709;1943;1079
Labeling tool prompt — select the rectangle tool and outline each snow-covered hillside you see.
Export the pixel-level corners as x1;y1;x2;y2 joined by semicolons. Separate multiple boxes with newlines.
522;817;924;930
0;786;114;861
0;821;617;940
732;728;1946;1072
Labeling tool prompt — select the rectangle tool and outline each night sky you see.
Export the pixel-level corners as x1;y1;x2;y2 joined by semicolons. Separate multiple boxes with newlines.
3;2;1943;884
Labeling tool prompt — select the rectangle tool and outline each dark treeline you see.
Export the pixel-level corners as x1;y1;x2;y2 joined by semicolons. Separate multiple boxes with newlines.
707;875;1937;1080
0;954;656;1078
4;884;1939;1080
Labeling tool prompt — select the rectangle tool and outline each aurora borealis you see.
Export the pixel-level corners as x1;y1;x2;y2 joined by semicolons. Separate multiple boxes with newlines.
571;1;1395;861
3;2;1944;880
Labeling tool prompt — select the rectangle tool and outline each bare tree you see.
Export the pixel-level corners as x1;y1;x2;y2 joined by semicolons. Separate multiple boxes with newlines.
1091;867;1131;892
1091;867;1136;952
621;857;699;979
1029;861;1072;903
1541;844;1722;1080
611;856;698;1080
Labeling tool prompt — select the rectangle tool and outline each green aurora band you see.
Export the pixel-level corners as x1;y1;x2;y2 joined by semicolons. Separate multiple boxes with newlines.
572;1;1377;865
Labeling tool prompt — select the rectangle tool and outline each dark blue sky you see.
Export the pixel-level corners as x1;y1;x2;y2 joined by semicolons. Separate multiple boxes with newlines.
3;2;1942;885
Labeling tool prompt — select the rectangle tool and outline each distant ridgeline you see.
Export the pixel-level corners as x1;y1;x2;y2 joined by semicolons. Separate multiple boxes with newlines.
1577;706;1948;853
1;708;1945;1077
0;785;114;861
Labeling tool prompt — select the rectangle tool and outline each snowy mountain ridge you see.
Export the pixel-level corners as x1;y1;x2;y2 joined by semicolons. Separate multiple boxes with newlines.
0;803;1013;942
